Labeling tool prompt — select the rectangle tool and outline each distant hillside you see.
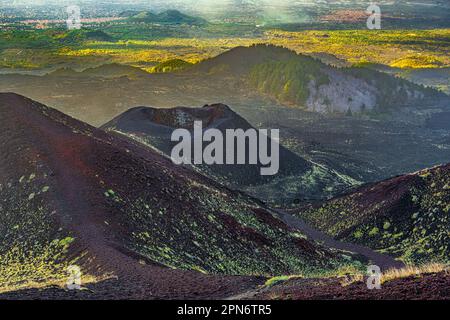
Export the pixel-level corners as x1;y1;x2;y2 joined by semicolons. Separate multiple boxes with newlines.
102;103;357;204
80;63;149;78
152;59;193;73
193;45;298;75
118;10;141;17
48;63;149;79
193;44;442;114
125;9;207;25
84;30;114;42
401;68;450;94
57;29;114;45
0;93;357;296
298;164;450;265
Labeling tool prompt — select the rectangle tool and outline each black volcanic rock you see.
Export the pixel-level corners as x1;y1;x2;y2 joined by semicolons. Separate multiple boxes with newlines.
102;103;357;204
102;103;310;188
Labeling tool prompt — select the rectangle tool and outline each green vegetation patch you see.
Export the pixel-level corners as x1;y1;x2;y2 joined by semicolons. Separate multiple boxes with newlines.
0;173;77;291
102;175;360;277
151;59;193;73
249;57;328;108
300;166;450;265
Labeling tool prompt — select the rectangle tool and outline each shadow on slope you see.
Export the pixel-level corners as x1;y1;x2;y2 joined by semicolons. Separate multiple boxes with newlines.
102;103;356;204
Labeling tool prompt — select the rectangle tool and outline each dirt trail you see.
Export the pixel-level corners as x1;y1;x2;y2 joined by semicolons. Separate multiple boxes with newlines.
274;209;405;271
225;210;406;300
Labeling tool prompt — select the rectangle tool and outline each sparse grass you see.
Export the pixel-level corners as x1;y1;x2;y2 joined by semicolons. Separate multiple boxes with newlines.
340;273;364;287
0;269;105;294
382;263;449;284
262;263;448;289
337;263;449;287
0;172;79;292
267;292;283;300
318;263;365;286
265;275;303;287
0;172;114;294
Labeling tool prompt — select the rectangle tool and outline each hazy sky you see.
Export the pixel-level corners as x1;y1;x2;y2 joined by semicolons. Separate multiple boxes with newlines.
1;0;375;6
1;1;385;12
2;0;446;21
1;0;354;24
3;0;446;5
4;0;443;9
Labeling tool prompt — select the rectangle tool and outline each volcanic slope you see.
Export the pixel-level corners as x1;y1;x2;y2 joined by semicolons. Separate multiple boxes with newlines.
298;164;450;265
102;103;356;204
0;93;358;298
191;44;441;114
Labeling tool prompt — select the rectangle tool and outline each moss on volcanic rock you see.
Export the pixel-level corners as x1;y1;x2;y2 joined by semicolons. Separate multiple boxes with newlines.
103;178;360;277
300;165;450;265
0;172;77;291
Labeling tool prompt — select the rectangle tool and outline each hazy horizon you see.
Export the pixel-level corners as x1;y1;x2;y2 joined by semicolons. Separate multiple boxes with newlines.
3;0;448;9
